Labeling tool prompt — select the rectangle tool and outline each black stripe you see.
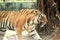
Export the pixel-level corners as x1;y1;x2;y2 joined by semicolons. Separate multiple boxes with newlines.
29;27;35;33
27;18;31;26
31;34;36;37
26;9;34;15
2;16;14;30
30;29;35;33
11;24;15;31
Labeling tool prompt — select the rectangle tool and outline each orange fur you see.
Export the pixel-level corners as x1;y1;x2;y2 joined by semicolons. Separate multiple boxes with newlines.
0;9;48;40
15;11;37;40
0;16;3;22
2;9;37;40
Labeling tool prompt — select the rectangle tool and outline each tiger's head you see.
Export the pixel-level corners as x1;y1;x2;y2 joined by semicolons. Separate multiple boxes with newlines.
34;10;48;28
25;9;48;28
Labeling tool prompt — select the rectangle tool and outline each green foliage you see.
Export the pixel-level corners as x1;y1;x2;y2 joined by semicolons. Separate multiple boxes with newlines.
0;2;37;11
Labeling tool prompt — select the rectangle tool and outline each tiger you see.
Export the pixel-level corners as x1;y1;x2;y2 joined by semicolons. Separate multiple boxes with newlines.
0;9;48;40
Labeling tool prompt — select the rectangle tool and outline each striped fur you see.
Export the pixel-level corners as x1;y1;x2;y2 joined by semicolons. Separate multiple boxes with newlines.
0;9;47;40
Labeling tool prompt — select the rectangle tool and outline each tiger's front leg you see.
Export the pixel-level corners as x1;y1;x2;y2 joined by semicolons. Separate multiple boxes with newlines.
27;25;42;40
16;19;24;40
16;27;22;40
16;16;26;40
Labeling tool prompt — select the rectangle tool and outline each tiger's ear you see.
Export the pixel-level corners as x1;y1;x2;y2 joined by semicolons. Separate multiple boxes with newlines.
42;14;48;23
56;13;60;20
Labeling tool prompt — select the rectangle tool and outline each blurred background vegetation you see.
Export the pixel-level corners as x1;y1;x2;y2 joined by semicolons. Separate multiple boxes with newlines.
0;0;37;11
